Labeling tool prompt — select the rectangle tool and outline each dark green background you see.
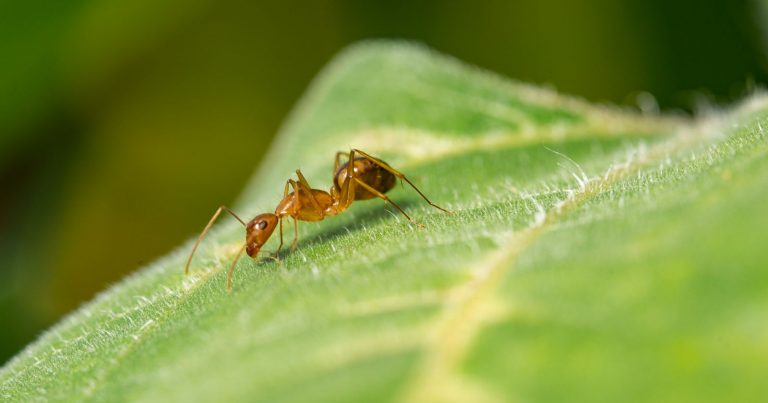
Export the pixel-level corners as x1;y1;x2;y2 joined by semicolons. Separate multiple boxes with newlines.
0;0;765;363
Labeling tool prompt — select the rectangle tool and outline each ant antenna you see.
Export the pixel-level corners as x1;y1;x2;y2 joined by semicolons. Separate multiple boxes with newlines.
184;206;247;275
227;244;247;291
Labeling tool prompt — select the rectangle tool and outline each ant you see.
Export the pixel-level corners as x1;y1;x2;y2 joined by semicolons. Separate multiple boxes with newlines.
184;149;452;290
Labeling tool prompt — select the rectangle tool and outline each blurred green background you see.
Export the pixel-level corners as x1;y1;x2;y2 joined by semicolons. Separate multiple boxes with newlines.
1;0;766;363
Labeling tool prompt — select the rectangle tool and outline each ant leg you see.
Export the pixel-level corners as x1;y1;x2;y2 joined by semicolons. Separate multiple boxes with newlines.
271;179;294;258
352;148;452;214
327;149;358;213
334;151;350;174
340;149;358;207
353;178;424;228
328;155;355;214
295;169;324;215
291;217;299;250
264;181;292;261
262;217;285;262
226;243;247;291
288;180;304;251
288;179;302;210
276;217;284;254
185;205;247;275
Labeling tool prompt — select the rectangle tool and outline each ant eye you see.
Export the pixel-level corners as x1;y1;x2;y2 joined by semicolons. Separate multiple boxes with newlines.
257;220;268;230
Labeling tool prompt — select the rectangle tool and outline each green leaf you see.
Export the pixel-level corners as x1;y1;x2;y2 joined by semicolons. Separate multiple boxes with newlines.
2;41;767;403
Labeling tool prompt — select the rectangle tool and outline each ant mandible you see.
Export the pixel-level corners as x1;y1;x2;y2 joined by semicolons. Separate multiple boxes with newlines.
184;148;452;290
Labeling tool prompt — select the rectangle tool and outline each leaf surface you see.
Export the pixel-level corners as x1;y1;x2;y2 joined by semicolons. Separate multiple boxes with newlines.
2;42;767;403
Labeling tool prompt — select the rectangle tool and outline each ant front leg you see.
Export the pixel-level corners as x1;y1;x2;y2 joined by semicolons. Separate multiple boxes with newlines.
352;148;453;214
271;178;296;258
276;217;284;255
262;217;285;262
288;179;302;251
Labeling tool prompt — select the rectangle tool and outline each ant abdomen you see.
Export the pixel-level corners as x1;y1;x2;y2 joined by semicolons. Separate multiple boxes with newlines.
334;157;397;200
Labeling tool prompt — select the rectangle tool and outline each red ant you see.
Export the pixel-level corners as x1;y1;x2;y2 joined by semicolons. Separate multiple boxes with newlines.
184;148;451;289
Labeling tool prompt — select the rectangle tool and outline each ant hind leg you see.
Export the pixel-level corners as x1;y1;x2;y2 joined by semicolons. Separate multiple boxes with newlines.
352;148;452;214
353;177;424;228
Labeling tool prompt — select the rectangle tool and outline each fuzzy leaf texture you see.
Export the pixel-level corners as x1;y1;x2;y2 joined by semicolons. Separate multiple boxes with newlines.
2;42;767;403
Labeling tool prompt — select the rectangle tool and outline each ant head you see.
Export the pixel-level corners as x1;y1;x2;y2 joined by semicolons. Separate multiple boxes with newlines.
245;213;278;257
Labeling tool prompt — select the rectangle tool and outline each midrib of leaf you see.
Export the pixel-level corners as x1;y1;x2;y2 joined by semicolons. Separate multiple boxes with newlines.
396;109;732;403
